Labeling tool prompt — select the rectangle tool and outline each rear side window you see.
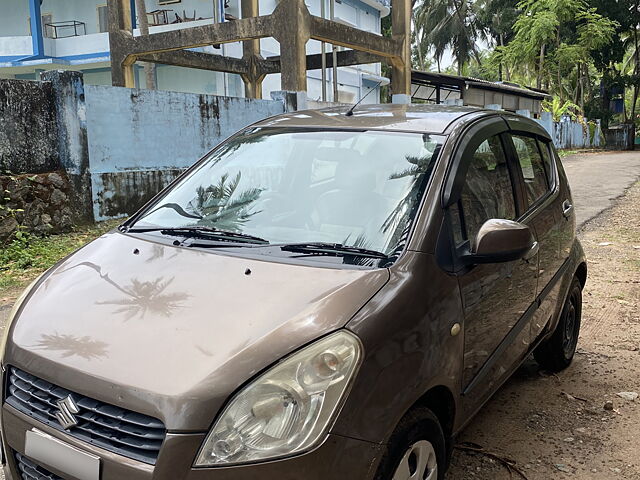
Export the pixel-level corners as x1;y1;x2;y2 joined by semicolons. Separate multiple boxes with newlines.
457;135;516;242
512;135;549;205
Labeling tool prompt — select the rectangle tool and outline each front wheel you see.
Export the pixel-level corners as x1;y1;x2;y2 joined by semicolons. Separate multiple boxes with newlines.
534;276;582;372
375;408;445;480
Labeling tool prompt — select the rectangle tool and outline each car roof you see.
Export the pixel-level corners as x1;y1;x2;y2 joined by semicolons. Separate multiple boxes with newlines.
252;104;493;134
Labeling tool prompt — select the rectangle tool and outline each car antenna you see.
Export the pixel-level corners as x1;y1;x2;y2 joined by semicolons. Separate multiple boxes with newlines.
345;80;383;117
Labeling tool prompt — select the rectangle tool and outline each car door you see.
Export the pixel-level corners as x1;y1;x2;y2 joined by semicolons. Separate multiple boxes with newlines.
444;122;539;414
505;132;569;343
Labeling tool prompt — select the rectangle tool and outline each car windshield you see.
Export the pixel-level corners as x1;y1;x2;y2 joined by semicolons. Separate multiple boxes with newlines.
130;128;444;258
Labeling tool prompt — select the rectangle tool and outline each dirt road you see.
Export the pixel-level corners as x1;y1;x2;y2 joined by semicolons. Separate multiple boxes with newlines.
562;150;640;227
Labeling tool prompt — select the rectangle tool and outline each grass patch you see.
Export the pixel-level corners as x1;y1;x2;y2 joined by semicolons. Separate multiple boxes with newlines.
558;149;579;158
0;220;121;295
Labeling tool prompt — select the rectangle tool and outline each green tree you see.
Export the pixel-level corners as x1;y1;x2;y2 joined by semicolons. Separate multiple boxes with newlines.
542;97;581;121
475;0;520;80
504;0;618;104
413;0;483;74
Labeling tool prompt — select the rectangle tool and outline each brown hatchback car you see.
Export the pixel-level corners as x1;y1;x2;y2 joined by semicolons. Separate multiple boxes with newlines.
1;105;586;480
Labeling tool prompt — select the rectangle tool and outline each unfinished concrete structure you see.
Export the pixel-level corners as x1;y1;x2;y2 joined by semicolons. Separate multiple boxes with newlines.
107;0;411;102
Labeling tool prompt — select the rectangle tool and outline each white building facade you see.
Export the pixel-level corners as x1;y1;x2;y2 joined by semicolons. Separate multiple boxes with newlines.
0;0;390;103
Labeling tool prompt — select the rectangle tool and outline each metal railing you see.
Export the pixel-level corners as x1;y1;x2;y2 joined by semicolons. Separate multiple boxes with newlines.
44;21;86;39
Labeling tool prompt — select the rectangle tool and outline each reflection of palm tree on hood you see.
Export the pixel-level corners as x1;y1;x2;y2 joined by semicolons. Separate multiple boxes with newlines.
52;262;189;320
34;333;108;360
97;277;190;321
186;172;263;231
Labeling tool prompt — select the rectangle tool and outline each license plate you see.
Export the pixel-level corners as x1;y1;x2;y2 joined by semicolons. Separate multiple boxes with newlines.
24;429;100;480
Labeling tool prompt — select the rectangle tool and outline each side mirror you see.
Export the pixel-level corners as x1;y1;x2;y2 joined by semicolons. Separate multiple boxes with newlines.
464;219;537;264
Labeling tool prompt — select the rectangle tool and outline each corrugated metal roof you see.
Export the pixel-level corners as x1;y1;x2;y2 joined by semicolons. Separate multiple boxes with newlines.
411;70;551;101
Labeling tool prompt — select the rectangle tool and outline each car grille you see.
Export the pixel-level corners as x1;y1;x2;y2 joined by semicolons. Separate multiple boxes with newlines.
14;453;62;480
5;367;166;465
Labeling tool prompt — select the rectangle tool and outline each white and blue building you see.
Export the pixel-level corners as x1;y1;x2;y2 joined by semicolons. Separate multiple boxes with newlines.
0;0;390;102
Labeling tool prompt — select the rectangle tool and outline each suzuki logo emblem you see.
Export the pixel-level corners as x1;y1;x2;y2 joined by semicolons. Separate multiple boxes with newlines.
55;395;80;430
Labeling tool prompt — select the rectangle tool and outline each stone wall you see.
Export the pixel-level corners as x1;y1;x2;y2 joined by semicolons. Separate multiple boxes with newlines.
0;171;73;241
0;79;60;173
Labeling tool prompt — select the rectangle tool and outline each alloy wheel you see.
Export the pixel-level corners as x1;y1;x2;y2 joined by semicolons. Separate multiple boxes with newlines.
392;440;438;480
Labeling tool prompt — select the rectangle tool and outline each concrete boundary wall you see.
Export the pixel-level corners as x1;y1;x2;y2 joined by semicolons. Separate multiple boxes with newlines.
534;112;602;150
85;85;284;220
0;71;285;230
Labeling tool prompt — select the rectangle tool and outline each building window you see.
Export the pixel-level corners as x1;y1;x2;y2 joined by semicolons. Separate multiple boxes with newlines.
98;5;109;33
28;13;54;38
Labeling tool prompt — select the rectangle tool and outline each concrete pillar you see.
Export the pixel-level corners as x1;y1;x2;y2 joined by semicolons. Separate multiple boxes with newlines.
28;0;45;58
40;70;94;223
271;91;308;112
273;0;310;93
516;109;531;118
241;0;265;99
392;94;411;104
108;0;136;87
391;0;411;97
485;104;502;110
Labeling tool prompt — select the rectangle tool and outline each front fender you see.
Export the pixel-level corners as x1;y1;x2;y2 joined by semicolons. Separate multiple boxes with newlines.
331;252;464;443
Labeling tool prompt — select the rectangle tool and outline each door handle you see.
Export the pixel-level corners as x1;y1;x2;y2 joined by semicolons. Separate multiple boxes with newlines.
562;200;573;219
523;241;539;262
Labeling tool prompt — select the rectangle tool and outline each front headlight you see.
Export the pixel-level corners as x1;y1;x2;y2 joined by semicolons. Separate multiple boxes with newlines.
195;330;362;466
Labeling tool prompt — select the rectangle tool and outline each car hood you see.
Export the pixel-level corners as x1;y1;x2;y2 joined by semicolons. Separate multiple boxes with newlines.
6;232;389;431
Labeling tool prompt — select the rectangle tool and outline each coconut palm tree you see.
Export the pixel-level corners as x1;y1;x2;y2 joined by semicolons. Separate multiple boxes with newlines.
413;0;483;74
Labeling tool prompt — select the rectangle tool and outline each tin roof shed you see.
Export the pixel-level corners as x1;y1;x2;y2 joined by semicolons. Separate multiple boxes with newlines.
411;70;551;117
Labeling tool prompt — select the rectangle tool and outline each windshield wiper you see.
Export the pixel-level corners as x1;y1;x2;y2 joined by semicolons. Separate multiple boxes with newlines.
123;226;269;245
277;242;388;259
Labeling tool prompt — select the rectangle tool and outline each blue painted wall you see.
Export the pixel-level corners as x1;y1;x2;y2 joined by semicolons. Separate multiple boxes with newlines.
84;84;284;219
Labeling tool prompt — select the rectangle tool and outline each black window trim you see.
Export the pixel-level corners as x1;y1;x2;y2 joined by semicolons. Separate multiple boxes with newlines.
536;137;558;191
441;115;510;209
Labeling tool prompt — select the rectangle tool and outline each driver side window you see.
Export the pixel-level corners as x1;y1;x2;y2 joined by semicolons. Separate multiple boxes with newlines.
455;135;517;244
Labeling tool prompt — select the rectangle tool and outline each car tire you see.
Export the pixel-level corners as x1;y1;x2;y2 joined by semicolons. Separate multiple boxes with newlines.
534;276;582;372
374;407;446;480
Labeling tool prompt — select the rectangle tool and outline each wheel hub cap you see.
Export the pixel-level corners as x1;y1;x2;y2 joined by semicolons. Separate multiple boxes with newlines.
392;440;438;480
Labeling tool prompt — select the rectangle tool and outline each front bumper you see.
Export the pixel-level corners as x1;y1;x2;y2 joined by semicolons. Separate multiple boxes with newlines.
2;404;382;480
